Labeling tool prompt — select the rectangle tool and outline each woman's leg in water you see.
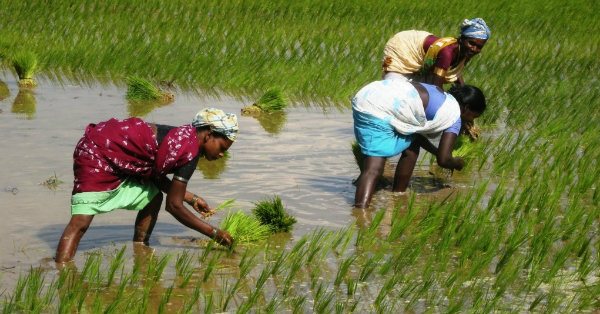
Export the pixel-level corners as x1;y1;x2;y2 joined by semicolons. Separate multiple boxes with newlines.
393;142;420;192
354;156;386;208
133;192;163;244
55;214;95;263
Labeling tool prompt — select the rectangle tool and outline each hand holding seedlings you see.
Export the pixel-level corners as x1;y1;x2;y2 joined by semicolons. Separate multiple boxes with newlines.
214;229;234;247
189;194;216;218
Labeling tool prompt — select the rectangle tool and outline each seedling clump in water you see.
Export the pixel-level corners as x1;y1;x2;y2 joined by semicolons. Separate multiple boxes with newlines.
12;51;38;88
126;76;174;102
242;87;288;115
252;195;297;233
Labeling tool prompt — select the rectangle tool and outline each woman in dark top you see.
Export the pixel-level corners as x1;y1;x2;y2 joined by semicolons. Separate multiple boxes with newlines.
55;108;237;263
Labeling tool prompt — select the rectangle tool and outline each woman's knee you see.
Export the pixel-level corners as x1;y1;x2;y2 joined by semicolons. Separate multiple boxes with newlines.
362;157;385;177
67;215;93;234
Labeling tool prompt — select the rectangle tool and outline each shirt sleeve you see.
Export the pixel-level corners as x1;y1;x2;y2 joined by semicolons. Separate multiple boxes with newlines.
172;153;201;183
443;117;462;135
434;44;457;70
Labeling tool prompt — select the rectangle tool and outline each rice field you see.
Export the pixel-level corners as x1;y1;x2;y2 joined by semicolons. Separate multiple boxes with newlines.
1;0;600;313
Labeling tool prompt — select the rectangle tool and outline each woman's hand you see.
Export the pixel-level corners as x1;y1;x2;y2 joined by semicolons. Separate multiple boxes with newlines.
189;195;216;218
214;229;234;247
453;157;465;171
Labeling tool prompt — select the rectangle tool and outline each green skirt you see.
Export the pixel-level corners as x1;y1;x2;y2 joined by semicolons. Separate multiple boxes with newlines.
71;178;160;216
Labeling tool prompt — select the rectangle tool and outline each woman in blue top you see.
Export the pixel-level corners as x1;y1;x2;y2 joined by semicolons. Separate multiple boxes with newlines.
352;77;486;208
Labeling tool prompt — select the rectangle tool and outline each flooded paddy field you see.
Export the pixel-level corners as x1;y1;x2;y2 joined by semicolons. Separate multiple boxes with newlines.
0;72;470;289
1;0;599;312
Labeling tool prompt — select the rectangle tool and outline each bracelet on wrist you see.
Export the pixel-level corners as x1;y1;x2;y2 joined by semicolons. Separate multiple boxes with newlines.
211;228;218;239
190;194;199;205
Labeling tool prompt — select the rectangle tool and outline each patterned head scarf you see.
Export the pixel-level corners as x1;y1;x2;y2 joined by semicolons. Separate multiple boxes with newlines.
192;108;238;141
460;18;491;40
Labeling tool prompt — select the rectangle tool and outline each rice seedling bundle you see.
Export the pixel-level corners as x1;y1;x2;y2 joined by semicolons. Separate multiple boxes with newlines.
452;135;476;158
126;76;174;102
12;51;37;88
220;210;271;243
242;87;288;114
252;195;297;233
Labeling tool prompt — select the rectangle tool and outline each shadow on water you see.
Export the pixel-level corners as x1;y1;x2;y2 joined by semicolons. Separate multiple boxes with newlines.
36;222;189;252
11;89;36;119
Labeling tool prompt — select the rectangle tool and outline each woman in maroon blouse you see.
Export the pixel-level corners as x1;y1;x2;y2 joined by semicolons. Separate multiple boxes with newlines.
55;108;238;263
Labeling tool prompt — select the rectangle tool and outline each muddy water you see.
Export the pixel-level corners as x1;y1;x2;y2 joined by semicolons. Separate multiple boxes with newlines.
0;72;472;288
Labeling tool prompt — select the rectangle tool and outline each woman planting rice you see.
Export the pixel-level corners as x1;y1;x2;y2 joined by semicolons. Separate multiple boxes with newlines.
55;108;237;263
352;79;486;208
382;18;490;88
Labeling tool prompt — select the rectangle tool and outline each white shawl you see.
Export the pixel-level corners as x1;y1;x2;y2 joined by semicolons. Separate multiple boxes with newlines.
352;79;460;135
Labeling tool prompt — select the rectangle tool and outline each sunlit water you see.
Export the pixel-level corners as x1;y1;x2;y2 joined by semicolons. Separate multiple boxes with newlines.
0;72;473;288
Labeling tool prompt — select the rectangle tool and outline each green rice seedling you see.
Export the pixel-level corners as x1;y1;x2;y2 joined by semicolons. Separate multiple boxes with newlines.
80;252;103;286
313;283;335;314
252;195;297;233
291;296;307;314
265;296;282;314
387;193;417;241
345;276;358;297
175;250;195;288
12;51;38;88
106;246;126;287
358;253;383;282
334;255;357;286
145;253;172;284
242;86;288;114
220;210;271;243
330;225;355;256
157;284;174;314
199;240;214;265
126;76;174;102
213;198;236;212
268;249;288;277
203;292;215;314
180;285;202;314
309;263;323;291
202;250;222;282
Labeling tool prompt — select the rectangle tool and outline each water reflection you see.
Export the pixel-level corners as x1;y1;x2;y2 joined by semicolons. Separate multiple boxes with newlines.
12;89;36;119
127;98;174;117
0;79;9;101
195;152;230;179
242;111;288;135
